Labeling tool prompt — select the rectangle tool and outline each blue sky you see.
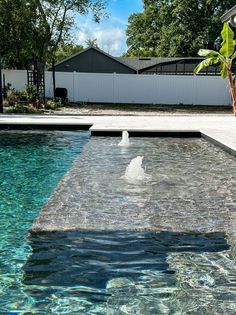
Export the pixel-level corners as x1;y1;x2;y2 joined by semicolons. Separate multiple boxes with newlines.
76;0;143;56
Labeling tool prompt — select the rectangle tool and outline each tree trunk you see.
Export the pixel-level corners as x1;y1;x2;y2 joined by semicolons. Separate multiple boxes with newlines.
227;70;236;115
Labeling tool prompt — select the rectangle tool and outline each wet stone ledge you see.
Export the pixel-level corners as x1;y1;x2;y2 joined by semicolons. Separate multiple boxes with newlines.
31;137;236;236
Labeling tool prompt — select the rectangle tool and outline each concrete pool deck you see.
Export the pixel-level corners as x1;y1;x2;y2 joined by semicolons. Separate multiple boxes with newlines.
0;114;236;155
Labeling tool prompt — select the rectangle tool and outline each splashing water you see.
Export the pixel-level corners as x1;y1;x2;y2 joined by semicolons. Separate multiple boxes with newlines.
118;131;130;147
124;156;149;183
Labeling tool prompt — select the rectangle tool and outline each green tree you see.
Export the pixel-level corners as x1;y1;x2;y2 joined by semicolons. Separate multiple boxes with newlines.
126;0;236;57
0;0;106;68
194;23;236;114
0;0;35;69
126;1;164;57
54;44;84;62
34;0;106;63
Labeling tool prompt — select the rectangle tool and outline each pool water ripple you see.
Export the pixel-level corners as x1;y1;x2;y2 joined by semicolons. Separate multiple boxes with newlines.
1;134;236;313
32;137;236;234
26;136;236;314
0;131;89;312
24;231;235;314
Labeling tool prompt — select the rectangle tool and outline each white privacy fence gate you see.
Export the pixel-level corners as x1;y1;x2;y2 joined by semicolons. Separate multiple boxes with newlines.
2;70;231;106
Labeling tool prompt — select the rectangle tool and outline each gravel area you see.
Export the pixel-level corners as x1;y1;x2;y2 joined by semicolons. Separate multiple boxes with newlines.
46;104;232;116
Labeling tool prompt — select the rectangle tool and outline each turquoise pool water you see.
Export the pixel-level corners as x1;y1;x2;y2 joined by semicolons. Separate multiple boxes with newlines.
0;131;89;312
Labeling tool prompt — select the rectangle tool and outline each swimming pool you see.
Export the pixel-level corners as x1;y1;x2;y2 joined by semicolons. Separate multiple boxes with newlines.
0;131;89;312
1;133;236;314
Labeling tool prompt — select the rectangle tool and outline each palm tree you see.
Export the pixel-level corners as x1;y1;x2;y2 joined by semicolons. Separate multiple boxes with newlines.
194;23;236;114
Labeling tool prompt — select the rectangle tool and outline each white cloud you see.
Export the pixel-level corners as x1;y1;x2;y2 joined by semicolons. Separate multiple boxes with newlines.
77;21;126;56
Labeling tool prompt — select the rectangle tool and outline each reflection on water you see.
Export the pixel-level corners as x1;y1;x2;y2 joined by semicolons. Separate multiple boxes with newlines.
23;230;236;314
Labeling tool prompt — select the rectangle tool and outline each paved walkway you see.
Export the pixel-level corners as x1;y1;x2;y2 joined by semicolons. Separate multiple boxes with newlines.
0;114;236;154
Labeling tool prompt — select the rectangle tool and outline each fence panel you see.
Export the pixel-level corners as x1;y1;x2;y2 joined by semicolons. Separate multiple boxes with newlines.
77;73;114;103
3;70;27;91
114;74;156;104
2;70;232;106
194;76;230;106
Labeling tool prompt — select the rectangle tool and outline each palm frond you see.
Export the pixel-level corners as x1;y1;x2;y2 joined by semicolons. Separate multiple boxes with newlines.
220;23;235;57
194;57;220;75
220;63;227;79
198;49;221;58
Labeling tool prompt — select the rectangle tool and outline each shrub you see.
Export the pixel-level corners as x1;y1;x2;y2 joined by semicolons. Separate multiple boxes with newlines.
25;85;40;102
14;90;28;101
6;104;41;114
45;100;63;110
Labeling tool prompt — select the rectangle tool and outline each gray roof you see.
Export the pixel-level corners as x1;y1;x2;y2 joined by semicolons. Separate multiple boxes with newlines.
52;46;137;72
221;5;236;22
117;57;204;71
50;46;204;72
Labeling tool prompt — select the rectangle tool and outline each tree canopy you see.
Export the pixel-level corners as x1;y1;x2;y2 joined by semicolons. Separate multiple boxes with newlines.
54;44;84;62
125;0;236;57
0;0;106;68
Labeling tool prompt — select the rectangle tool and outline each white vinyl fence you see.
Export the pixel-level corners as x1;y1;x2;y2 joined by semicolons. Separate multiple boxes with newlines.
2;70;231;106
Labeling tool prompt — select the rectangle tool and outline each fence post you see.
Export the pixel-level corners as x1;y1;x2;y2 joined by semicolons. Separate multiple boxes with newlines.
52;60;56;100
0;51;3;113
73;71;76;103
113;72;116;103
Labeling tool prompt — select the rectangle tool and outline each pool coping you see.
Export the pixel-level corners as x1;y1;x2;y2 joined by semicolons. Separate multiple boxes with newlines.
0;123;92;130
0;114;236;157
90;129;236;157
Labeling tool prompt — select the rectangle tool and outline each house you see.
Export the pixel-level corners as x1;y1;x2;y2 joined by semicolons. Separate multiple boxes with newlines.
221;5;236;27
51;46;219;75
51;47;137;74
120;56;219;75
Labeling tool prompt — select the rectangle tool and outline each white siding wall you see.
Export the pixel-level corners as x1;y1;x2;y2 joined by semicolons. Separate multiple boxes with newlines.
2;70;231;106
